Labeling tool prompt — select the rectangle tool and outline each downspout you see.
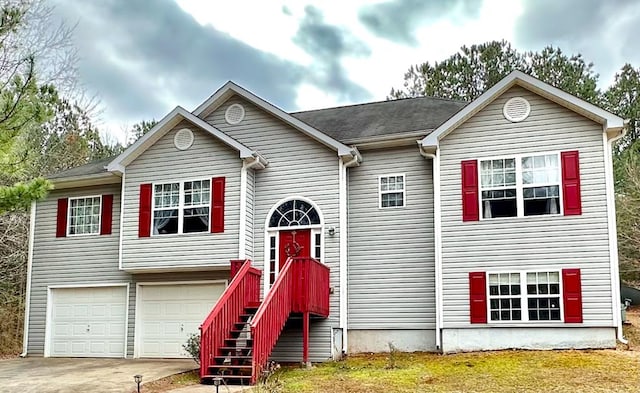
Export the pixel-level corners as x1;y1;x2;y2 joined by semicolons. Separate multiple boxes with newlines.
239;156;262;259
418;142;443;351
604;122;628;344
339;150;361;356
20;201;37;357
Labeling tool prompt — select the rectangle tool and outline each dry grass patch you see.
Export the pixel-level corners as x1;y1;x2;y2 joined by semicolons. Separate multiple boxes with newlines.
275;350;640;393
131;369;199;393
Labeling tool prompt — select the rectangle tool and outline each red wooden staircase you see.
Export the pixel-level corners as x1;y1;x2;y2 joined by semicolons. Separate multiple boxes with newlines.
199;257;330;385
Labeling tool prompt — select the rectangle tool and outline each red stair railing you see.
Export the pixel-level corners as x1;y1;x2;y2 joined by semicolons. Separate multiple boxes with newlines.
199;259;261;379
250;257;330;383
250;257;294;383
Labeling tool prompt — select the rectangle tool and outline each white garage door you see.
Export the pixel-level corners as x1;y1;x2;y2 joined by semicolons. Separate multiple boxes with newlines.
49;286;127;357
137;282;225;358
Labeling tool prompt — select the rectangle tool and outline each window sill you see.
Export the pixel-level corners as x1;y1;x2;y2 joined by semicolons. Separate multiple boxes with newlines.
66;233;101;238
149;231;214;238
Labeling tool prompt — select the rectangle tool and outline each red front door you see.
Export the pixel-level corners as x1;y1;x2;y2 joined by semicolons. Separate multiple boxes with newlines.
279;229;311;269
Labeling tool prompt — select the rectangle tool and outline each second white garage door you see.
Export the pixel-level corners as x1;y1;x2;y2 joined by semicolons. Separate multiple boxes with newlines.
137;282;226;358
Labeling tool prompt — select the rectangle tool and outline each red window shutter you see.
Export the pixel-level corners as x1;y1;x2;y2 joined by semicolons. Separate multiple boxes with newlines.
56;198;68;237
562;268;583;323
561;151;582;216
461;160;479;221
138;184;152;237
469;272;487;323
100;194;114;235
211;177;225;233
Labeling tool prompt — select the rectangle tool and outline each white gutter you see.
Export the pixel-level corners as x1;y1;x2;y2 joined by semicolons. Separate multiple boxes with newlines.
239;156;263;259
20;201;37;357
603;122;628;344
337;150;361;355
118;172;126;270
418;142;443;351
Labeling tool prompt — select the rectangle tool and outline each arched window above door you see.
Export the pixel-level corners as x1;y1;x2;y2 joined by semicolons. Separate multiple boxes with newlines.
268;199;320;228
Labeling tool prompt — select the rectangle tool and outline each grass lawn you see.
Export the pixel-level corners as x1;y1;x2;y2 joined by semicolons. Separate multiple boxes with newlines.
268;349;639;393
149;307;640;392
265;307;640;393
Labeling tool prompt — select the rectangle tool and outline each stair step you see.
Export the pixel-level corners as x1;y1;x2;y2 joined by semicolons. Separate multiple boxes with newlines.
225;337;253;343
209;364;252;370
219;346;252;354
202;374;252;382
246;301;261;309
214;355;251;360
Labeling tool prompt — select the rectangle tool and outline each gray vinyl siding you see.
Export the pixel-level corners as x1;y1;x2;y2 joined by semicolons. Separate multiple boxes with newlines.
27;184;128;355
347;146;436;329
121;122;242;270
439;86;613;327
205;96;340;362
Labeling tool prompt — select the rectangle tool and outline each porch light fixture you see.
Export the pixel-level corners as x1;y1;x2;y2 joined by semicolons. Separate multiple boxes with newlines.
134;374;143;393
327;227;336;236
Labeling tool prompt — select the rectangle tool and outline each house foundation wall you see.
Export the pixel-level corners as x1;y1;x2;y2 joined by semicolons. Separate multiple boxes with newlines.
441;327;616;353
347;329;437;353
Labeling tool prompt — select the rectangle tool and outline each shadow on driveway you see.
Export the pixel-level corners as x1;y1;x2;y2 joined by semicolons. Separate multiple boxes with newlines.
0;357;196;393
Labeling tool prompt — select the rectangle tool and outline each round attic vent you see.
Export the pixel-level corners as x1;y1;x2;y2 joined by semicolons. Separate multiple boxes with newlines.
503;97;531;122
174;128;194;150
225;103;245;125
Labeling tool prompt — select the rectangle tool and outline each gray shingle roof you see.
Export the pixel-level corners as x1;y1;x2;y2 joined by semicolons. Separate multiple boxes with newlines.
291;96;467;143
49;96;467;180
48;156;115;179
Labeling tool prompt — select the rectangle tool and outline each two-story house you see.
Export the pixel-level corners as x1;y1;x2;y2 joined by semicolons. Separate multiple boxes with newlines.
21;71;626;383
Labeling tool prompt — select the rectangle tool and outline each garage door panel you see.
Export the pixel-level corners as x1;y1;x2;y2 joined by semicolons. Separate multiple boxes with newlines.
138;283;225;358
49;286;127;358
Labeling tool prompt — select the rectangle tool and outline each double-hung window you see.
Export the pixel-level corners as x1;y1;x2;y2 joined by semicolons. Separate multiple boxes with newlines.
379;174;405;208
480;153;561;219
68;196;102;235
152;180;210;235
488;271;562;322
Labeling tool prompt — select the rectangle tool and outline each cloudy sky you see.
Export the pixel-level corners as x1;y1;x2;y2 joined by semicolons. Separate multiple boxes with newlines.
51;0;640;143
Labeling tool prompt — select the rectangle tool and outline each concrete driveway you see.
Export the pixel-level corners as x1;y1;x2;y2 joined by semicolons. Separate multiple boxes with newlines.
0;357;197;393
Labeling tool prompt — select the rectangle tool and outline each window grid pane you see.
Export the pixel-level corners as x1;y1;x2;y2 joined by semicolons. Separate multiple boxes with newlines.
380;175;405;208
151;180;211;235
184;180;210;207
69;197;101;235
488;273;522;321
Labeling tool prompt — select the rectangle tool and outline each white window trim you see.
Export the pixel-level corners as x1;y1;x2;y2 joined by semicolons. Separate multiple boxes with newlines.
150;178;211;236
67;195;102;237
378;173;406;209
478;151;564;220
311;228;323;262
486;270;564;324
263;196;326;295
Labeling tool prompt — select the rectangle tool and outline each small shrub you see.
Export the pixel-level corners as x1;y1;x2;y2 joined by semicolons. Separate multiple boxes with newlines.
385;342;399;369
254;361;283;393
182;333;200;364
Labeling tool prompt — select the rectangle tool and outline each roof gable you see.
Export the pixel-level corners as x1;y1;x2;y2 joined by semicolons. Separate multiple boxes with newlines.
107;106;255;173
193;81;355;157
421;71;625;148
